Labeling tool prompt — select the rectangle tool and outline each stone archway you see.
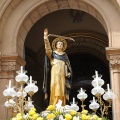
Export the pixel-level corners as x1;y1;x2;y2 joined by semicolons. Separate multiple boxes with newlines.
1;0;119;56
1;0;120;120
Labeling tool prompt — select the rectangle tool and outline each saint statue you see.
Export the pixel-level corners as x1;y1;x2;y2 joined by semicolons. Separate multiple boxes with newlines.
43;28;72;106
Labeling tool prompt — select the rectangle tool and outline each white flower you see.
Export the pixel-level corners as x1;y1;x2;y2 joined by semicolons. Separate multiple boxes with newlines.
73;116;79;120
59;115;64;120
56;100;64;112
23;113;29;118
41;110;49;117
11;117;17;120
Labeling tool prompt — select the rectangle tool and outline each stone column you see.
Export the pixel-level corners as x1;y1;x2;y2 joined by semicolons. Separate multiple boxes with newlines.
0;54;25;120
106;47;120;120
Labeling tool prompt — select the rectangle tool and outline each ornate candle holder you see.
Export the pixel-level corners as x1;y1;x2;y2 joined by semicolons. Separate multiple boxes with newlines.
77;70;115;119
91;71;115;118
3;66;38;118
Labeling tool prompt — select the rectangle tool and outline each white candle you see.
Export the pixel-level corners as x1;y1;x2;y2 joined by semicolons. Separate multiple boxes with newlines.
30;76;32;84
95;71;99;86
81;88;83;92
95;70;98;78
93;97;95;102
21;66;23;73
9;80;11;88
73;97;75;104
65;65;68;76
107;84;110;92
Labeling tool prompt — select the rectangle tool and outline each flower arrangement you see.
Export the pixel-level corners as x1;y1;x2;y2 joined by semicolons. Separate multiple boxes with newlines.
10;104;108;120
41;105;103;120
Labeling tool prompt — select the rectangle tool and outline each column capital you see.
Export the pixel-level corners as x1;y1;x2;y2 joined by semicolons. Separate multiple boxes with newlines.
0;54;26;78
106;47;120;70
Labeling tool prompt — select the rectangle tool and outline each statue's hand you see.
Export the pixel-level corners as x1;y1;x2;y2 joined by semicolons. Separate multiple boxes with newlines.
66;73;71;78
44;28;48;39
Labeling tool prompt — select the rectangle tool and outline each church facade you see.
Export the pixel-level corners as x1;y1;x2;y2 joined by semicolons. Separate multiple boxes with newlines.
0;0;120;120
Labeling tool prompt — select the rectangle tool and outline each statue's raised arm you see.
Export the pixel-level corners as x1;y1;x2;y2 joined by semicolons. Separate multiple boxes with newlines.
44;28;48;39
44;28;52;60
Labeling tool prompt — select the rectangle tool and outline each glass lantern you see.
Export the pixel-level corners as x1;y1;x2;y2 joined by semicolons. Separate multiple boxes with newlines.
77;88;88;101
3;80;16;99
24;76;38;97
15;66;28;84
4;99;15;108
91;86;104;96
103;84;115;102
70;97;79;111
89;97;100;112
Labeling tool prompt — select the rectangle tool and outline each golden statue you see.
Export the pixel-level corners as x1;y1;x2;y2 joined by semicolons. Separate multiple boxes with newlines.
43;28;73;106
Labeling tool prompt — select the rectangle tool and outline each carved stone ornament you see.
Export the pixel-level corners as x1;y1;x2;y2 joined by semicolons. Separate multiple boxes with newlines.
0;55;25;76
110;56;120;70
1;62;19;73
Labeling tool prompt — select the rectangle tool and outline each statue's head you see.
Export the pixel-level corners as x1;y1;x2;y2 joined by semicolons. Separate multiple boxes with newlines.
52;37;67;51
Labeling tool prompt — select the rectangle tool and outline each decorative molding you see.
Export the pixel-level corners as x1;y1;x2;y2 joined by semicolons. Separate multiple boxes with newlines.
1;61;19;73
110;56;120;70
106;47;120;70
0;55;25;76
67;38;106;55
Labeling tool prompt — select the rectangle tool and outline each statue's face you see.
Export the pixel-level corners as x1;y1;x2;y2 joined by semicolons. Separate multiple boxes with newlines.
56;41;63;50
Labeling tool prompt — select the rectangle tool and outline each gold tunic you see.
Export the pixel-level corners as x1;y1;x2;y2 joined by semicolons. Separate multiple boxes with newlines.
50;58;66;105
44;38;66;105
